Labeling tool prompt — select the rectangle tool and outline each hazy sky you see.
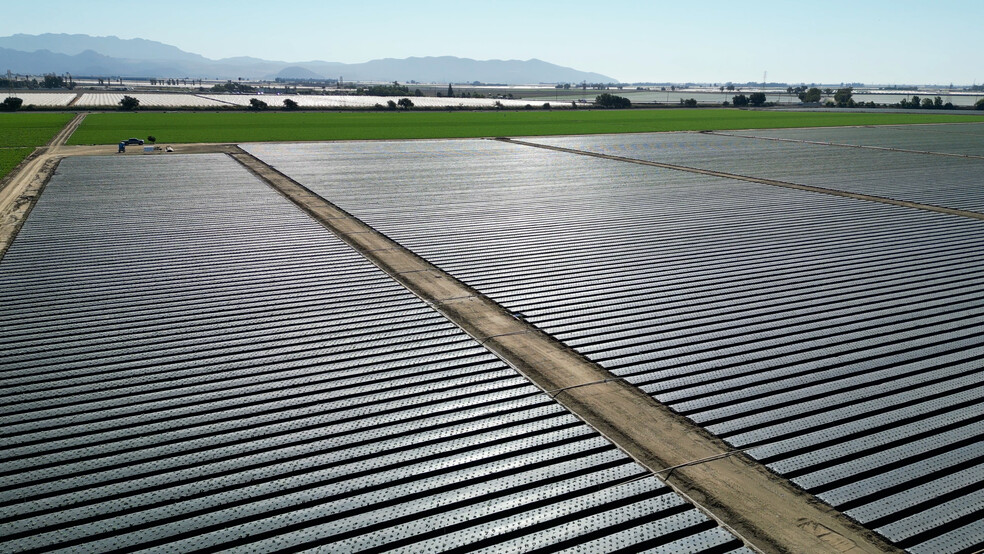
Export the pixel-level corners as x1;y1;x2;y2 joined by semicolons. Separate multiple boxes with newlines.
2;0;981;84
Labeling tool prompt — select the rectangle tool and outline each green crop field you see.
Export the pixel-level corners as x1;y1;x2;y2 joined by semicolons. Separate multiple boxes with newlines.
67;110;984;145
0;113;74;148
0;113;74;180
0;148;35;179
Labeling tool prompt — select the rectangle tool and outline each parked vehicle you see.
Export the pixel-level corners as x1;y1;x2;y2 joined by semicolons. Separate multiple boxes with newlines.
125;138;144;145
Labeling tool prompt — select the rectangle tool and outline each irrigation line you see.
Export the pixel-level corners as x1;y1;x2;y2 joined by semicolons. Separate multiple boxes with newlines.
546;377;625;398
478;330;532;345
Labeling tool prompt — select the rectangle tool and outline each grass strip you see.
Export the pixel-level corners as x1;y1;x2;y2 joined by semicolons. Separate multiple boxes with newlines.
67;109;984;145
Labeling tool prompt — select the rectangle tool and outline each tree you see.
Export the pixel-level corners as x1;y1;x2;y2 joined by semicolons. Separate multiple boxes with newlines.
975;98;984;111
397;97;413;110
248;98;268;110
447;83;454;97
147;135;156;143
211;80;256;93
386;99;397;110
798;87;822;103
594;93;631;108
41;74;65;89
833;87;853;107
119;95;139;110
0;97;23;111
681;98;698;107
732;94;749;107
282;98;299;110
360;83;410;96
749;92;767;106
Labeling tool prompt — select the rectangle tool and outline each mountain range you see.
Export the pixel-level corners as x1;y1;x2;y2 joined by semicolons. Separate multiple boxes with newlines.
0;34;615;84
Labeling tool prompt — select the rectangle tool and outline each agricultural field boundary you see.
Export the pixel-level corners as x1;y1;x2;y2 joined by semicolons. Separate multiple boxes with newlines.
0;112;77;183
46;112;87;147
0;113;241;259
228;146;899;554
66;110;984;145
707;130;984;160
0;113;86;259
497;138;984;222
0;155;59;261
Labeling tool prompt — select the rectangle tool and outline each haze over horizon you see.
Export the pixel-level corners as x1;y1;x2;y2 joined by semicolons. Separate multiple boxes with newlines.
2;0;981;85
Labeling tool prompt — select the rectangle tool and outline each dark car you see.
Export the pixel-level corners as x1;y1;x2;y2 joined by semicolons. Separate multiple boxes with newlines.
125;138;144;145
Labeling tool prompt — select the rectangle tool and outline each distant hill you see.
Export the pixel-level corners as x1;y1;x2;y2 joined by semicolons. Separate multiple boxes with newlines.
0;33;209;62
0;34;615;84
276;66;325;80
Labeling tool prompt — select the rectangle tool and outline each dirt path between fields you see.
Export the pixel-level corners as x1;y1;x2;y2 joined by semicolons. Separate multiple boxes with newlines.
0;113;87;259
498;137;984;222
0;112;86;213
228;147;900;554
48;112;87;147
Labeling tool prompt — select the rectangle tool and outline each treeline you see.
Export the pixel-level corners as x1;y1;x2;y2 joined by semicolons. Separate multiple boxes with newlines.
595;93;631;108
437;85;504;99
355;82;424;97
730;92;767;107
556;82;620;90
896;95;956;109
150;78;203;86
210;81;257;93
0;74;75;89
0;97;24;111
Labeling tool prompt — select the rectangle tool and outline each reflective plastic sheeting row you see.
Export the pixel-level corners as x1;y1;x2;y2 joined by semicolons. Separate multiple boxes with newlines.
244;131;984;553
0;154;746;553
